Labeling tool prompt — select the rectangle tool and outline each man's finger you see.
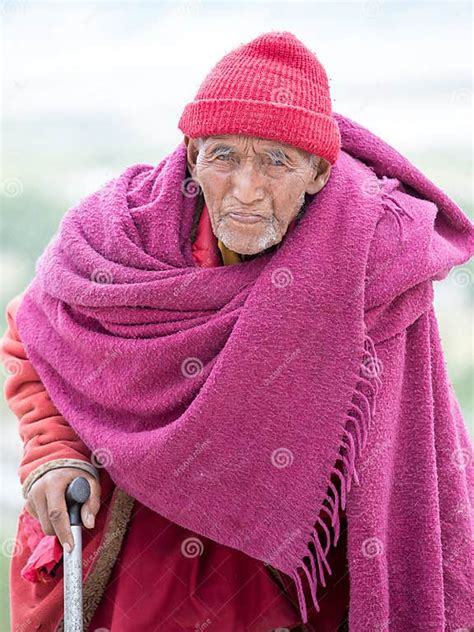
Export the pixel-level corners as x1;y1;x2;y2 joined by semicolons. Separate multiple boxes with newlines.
44;487;74;552
34;493;56;538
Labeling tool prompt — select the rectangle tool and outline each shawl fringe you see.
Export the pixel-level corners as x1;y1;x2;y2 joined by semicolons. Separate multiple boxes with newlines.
290;332;383;622
379;176;415;241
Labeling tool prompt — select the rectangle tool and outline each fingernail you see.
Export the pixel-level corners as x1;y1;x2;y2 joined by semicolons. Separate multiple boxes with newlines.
86;513;95;528
64;542;72;553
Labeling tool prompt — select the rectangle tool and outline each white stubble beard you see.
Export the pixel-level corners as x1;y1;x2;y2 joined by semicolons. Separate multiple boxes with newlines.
214;190;306;256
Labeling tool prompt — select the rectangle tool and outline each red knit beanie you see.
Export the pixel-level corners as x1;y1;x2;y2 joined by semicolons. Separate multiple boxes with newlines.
178;31;341;165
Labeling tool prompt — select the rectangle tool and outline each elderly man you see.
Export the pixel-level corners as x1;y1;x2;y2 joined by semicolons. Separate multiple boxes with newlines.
1;31;473;632
185;135;330;259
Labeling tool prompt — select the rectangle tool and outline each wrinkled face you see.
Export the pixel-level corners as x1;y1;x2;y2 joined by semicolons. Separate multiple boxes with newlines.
185;134;332;256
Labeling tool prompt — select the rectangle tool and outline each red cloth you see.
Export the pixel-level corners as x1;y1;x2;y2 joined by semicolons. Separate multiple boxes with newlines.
88;498;302;631
19;511;63;584
87;501;349;632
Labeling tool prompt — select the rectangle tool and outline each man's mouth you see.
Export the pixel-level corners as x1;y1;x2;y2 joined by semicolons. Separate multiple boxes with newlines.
227;212;264;224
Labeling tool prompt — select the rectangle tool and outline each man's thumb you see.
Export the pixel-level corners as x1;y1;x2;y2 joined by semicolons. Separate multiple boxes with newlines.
81;502;96;528
80;486;100;529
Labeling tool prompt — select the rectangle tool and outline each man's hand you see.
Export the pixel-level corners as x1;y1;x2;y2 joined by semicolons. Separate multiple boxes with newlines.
24;467;101;553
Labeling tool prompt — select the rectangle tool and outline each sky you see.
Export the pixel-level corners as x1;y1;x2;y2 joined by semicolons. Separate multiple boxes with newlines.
1;0;472;153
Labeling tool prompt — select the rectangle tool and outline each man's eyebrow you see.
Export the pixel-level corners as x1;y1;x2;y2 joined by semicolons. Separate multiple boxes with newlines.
265;147;292;162
206;143;234;157
205;143;293;161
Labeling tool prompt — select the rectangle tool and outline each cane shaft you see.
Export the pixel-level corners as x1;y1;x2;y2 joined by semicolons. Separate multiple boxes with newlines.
64;525;83;631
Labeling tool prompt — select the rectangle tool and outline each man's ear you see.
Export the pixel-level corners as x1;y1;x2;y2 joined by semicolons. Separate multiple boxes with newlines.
184;135;200;178
305;158;332;195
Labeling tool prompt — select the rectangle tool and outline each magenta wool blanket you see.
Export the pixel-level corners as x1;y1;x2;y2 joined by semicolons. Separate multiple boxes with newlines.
16;113;474;630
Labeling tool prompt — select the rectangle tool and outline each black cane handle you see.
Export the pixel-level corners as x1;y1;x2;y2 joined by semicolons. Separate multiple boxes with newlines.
65;477;91;526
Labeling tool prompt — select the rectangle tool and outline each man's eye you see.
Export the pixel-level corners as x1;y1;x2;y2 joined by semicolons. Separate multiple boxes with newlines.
216;154;231;161
268;157;287;168
266;154;288;167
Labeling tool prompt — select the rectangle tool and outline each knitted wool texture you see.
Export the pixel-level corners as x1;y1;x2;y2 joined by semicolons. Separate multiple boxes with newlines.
178;31;341;165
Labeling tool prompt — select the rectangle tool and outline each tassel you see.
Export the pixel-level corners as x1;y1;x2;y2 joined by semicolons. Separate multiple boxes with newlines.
319;505;335;551
345;414;363;457
323;490;336;515
347;402;368;451
308;544;319;592
309;528;326;587
326;480;340;527
303;551;319;608
352;461;361;487
380;186;414;241
337;431;355;487
342;429;356;482
316;515;331;555
338;452;353;494
290;330;381;625
312;528;332;585
385;191;414;220
350;388;371;428
342;428;361;488
330;494;341;547
330;466;347;510
292;567;310;622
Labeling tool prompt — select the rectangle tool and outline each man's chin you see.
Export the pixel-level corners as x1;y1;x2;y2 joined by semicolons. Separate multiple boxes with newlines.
219;237;278;256
215;219;280;255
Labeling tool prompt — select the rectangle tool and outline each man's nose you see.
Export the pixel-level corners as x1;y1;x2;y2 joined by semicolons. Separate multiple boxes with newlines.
231;159;265;206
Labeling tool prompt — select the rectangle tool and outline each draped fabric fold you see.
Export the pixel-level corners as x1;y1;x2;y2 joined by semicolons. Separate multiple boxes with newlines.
15;112;474;629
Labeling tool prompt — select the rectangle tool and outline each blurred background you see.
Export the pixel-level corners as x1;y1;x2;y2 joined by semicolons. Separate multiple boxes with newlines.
0;1;472;629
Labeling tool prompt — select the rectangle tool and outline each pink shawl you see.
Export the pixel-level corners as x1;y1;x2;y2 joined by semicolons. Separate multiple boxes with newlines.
15;112;474;630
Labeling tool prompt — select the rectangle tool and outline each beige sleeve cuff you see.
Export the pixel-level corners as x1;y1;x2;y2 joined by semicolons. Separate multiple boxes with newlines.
22;459;100;500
